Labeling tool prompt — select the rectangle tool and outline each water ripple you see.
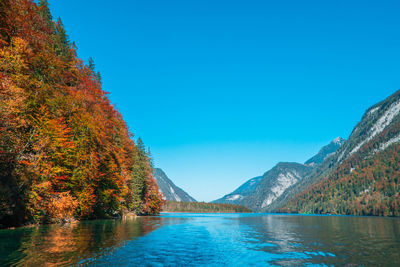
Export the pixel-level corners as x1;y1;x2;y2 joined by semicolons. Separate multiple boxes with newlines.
1;213;399;266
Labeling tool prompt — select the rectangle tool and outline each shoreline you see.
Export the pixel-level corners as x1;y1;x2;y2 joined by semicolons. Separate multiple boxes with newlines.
160;211;255;214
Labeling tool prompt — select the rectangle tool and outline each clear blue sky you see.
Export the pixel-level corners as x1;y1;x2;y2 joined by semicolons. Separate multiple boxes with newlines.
48;0;400;202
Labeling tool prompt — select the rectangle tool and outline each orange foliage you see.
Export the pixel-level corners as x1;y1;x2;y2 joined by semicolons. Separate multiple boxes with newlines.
46;192;78;223
0;0;163;228
142;177;165;215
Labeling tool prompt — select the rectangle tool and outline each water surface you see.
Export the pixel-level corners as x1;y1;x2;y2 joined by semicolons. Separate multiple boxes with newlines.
1;213;399;266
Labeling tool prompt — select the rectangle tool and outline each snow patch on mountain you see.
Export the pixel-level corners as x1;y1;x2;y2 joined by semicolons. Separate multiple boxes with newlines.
227;194;243;201
333;137;344;144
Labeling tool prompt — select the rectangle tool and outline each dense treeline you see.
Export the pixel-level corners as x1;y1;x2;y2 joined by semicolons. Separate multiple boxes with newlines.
281;142;400;216
0;0;163;228
163;201;252;213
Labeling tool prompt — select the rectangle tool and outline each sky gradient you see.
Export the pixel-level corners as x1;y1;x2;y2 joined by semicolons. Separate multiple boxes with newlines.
49;0;400;201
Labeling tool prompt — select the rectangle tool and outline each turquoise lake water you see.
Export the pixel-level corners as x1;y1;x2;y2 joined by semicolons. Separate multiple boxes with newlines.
1;213;400;266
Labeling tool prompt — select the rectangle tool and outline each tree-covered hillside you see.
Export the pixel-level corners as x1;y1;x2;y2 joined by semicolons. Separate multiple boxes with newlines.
281;90;400;216
0;0;164;228
281;143;400;216
213;138;345;212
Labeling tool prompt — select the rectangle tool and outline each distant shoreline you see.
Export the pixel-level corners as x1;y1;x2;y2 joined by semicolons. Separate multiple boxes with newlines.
160;211;252;214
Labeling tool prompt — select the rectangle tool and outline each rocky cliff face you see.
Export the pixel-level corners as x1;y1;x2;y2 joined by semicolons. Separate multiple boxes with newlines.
212;176;262;204
266;138;346;212
214;90;400;216
213;138;345;212
240;163;313;211
153;168;196;202
280;90;400;216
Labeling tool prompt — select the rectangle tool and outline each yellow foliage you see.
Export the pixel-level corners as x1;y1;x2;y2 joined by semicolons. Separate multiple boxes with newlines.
46;192;78;222
0;37;29;74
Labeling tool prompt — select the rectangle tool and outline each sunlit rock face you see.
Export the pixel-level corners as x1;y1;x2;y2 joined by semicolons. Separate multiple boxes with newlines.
153;168;196;202
213;162;313;212
213;176;262;205
213;138;345;212
243;162;314;211
335;95;400;164
280;90;400;216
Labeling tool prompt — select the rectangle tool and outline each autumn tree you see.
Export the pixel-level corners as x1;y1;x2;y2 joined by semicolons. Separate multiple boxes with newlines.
0;0;163;228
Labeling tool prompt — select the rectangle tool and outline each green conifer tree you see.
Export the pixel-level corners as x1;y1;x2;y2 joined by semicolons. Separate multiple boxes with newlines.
54;18;71;60
38;0;55;32
129;138;149;214
88;57;95;72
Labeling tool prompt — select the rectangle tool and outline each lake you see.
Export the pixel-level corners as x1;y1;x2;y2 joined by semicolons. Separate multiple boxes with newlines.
1;213;399;266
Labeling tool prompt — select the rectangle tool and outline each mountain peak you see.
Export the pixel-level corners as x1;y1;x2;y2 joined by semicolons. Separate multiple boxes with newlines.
333;137;345;145
304;138;345;166
282;89;400;216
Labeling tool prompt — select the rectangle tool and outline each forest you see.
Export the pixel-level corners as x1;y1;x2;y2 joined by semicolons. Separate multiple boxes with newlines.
163;201;252;213
281;135;400;216
0;0;164;228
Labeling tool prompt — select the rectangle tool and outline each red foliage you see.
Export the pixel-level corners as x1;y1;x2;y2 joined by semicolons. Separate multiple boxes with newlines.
0;0;163;227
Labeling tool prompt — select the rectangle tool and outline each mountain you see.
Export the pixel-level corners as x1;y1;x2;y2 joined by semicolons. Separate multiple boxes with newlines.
240;163;313;211
281;90;400;216
266;137;347;212
305;137;345;166
213;176;262;204
153;168;196;202
213;138;344;211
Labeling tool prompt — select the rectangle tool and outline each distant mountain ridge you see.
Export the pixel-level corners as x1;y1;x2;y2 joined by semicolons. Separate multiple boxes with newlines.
212;176;262;204
281;90;400;216
241;162;313;211
305;137;345;166
217;89;400;216
153;168;196;202
213;138;344;211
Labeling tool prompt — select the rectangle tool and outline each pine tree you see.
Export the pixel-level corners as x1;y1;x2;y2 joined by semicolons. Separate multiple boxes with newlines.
54;18;71;60
38;0;55;32
129;138;148;214
0;0;163;228
88;57;95;72
88;57;102;83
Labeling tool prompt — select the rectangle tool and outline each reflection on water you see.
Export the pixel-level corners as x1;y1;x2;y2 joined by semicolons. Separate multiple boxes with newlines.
237;215;400;266
1;213;399;266
0;216;164;266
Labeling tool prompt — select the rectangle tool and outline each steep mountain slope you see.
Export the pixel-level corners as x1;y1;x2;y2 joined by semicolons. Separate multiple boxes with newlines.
241;163;313;211
212;176;262;204
213;138;344;211
305;137;345;166
153;168;196;202
266;139;346;212
213;137;345;212
281;90;400;216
